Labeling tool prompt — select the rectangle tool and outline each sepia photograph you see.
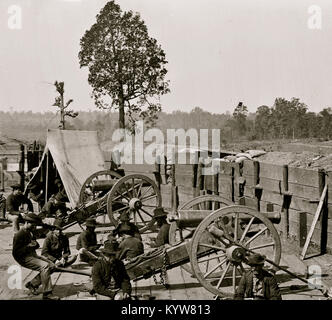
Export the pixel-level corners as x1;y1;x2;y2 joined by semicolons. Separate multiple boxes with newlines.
1;0;332;306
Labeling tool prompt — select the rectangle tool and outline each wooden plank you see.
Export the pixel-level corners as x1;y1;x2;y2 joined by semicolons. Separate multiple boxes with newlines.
259;177;282;193
243;186;255;198
300;184;327;259
175;164;194;175
258;162;284;180
121;164;157;173
175;174;192;187
218;161;233;175
261;190;285;207
289;196;319;215
218;176;233;195
288;167;320;187
288;183;320;200
241;175;256;187
242;160;255;176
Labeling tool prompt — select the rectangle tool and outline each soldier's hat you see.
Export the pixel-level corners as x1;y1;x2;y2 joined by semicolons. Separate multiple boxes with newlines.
101;241;119;256
85;218;97;227
153;207;167;218
246;253;266;266
23;213;43;225
118;223;134;236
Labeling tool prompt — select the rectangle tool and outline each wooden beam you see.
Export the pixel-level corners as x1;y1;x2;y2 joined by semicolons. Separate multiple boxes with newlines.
300;183;328;260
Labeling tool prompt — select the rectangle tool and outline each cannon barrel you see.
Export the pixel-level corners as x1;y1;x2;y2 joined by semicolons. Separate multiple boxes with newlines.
169;210;281;228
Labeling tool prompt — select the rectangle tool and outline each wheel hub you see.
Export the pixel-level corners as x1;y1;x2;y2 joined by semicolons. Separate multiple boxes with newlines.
225;246;246;263
129;198;142;210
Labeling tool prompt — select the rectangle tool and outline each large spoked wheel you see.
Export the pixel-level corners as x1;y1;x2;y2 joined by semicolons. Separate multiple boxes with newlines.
78;170;122;204
169;195;233;275
190;205;281;299
107;174;162;233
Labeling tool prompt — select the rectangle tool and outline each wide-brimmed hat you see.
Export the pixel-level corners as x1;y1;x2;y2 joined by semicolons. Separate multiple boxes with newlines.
153;207;167;218
85;218;97;227
23;213;43;225
119;212;130;222
246;253;266;266
101;241;119;256
118;223;134;236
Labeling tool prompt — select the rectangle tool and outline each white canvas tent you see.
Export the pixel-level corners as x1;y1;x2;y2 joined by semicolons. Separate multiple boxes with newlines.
26;129;105;207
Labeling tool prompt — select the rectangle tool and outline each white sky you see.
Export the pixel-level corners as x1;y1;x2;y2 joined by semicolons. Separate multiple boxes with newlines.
0;0;331;114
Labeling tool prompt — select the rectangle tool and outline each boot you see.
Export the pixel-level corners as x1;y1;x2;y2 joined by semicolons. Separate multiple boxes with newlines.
25;282;39;295
42;292;60;300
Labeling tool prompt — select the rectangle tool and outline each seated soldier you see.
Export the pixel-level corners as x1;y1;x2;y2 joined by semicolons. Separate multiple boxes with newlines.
41;219;77;267
6;184;34;232
147;207;170;248
76;218;101;265
111;211;142;241
91;241;132;300
27;184;44;212
234;253;282;300
12;213;59;300
39;193;68;224
117;224;144;261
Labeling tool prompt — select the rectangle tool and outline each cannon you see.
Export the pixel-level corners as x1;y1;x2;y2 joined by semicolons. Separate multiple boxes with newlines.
123;198;282;298
60;171;162;233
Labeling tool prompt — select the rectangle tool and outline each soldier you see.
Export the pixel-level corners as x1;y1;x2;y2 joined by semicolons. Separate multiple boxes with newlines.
39;193;68;222
6;183;34;232
54;178;69;203
0;193;6;220
234;253;282;300
76;218;101;265
41;219;77;267
12;213;59;300
91;241;132;300
117;224;144;261
111;211;142;241
147;207;170;248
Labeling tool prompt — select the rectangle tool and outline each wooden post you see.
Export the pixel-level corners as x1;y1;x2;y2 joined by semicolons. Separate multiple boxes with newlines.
45;151;49;204
0;159;4;192
19;144;25;191
319;169;327;254
198;158;205;196
253;160;261;212
282;165;289;239
154;155;161;190
231;166;235;203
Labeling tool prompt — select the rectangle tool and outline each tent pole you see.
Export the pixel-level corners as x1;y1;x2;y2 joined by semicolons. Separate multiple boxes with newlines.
45;150;49;204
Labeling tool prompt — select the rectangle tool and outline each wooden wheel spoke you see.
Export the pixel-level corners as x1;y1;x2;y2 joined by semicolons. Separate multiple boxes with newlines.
244;226;268;246
198;253;226;264
139;207;153;218
203;257;228;279
140;185;153;198
140;194;158;202
239;216;255;243
132;178;137;197
232;265;237;292
215;262;231;289
137;181;143;197
135;209;146;224
249;242;275;250
234;213;239;241
112;205;129;215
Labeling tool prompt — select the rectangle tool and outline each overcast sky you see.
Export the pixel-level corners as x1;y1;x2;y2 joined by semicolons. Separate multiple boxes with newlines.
0;0;331;114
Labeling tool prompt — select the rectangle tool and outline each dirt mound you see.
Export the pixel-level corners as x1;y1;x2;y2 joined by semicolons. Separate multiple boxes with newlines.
257;151;332;171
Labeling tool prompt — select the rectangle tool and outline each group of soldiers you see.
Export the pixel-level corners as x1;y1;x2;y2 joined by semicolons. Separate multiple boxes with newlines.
1;181;283;301
2;182;171;300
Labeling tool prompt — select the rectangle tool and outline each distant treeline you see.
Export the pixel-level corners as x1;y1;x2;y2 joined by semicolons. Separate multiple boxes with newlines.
0;97;331;144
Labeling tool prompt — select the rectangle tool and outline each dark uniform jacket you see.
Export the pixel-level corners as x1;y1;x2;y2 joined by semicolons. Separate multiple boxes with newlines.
40;199;67;219
6;194;33;215
92;257;131;298
12;229;39;264
151;223;170;247
76;230;97;251
41;231;70;262
234;269;282;300
118;237;144;260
